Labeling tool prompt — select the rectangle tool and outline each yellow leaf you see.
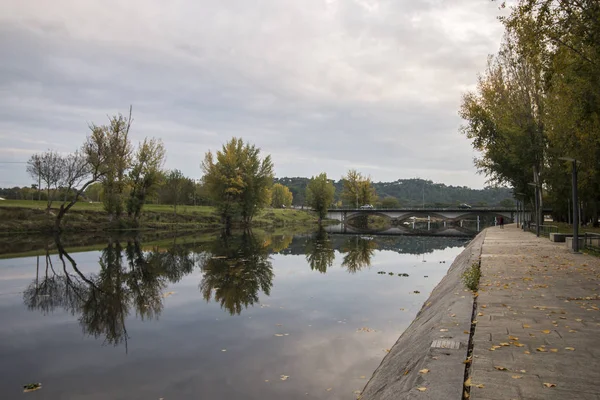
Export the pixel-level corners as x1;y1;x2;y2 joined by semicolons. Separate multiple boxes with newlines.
440;329;448;332
23;383;42;393
520;370;526;373
543;383;556;388
575;318;583;322
494;366;507;371
280;375;289;381
513;342;525;347
464;377;472;387
541;330;551;334
326;388;332;391
524;351;531;354
403;369;410;375
477;312;484;316
500;342;510;346
536;347;547;352
474;384;485;388
416;387;427;392
419;369;430;374
565;347;575;351
508;336;519;340
550;348;558;353
523;324;531;328
512;375;523;379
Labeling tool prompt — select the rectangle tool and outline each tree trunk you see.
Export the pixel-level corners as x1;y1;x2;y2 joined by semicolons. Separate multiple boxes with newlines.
54;204;67;232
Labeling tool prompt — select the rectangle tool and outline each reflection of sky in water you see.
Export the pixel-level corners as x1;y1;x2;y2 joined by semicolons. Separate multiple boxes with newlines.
0;236;466;400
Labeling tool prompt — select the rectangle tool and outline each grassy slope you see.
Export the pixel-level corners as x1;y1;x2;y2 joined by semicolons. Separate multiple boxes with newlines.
0;200;322;233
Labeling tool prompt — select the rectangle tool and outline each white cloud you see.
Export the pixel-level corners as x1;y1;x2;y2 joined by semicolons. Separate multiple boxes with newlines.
0;0;508;188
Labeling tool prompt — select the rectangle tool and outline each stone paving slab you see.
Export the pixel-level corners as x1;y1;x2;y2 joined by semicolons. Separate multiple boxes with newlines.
470;224;600;400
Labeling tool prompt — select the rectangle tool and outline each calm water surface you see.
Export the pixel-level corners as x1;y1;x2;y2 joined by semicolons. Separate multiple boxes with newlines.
0;232;469;399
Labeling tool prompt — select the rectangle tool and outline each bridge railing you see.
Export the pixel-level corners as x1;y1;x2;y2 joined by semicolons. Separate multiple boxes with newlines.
528;223;559;237
584;233;600;252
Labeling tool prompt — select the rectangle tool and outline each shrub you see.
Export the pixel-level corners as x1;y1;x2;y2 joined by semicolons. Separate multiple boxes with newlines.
461;262;481;291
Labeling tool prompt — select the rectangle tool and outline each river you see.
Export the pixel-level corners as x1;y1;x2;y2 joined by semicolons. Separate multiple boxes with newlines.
0;229;472;399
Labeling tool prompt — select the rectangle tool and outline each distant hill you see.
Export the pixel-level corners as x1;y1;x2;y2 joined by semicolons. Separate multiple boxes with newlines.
274;177;513;208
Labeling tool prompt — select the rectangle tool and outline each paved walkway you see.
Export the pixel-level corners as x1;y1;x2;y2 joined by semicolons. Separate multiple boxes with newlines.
470;224;600;400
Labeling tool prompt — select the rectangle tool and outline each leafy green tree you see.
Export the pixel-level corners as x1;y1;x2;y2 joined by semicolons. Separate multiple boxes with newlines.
379;196;401;209
85;182;103;202
341;169;377;207
127;138;166;223
271;183;293;208
306;173;335;223
88;108;134;220
202;137;274;225
161;169;187;215
459;27;546;216
499;198;515;208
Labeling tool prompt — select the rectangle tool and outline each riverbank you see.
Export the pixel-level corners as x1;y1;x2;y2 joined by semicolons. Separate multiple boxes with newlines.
0;200;323;233
360;229;485;399
361;224;600;400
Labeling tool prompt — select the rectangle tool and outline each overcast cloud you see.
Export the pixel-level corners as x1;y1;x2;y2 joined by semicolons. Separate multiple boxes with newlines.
0;0;507;188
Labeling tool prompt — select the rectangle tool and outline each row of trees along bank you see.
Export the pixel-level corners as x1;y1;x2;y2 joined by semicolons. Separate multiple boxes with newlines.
22;108;516;231
460;0;600;225
19;110;333;230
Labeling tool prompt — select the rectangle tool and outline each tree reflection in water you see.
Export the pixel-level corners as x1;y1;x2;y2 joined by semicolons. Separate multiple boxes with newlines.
340;236;377;273
23;236;196;349
304;228;335;273
199;232;274;316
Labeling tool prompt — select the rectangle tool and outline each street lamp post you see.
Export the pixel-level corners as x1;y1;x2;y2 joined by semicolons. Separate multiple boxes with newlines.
516;192;526;229
527;183;540;237
559;157;580;253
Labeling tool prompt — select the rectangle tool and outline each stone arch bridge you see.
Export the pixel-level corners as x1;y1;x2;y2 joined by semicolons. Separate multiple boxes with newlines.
326;208;527;224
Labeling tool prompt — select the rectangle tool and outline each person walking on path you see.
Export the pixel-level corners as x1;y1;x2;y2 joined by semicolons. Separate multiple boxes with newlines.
499;216;504;229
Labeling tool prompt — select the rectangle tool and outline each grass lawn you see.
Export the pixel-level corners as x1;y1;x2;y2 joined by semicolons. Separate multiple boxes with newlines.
550;222;600;234
0;200;322;233
0;199;215;215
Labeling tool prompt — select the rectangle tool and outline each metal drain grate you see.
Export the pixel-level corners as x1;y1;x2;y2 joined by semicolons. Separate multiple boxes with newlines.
431;339;461;349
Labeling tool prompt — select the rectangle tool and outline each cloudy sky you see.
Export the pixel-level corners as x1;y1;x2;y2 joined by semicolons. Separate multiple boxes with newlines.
0;0;507;189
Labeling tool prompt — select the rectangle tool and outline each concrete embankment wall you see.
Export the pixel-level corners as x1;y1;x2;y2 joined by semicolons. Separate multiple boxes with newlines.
360;230;486;400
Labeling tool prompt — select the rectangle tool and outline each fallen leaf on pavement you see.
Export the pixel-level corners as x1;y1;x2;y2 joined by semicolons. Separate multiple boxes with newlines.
543;383;556;388
280;375;289;381
565;347;575;351
416;387;427;392
23;383;42;393
419;369;430;374
494;366;507;371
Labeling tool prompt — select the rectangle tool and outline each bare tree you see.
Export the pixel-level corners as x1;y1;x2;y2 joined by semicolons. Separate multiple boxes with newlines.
26;151;63;211
26;154;43;201
52;125;115;231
